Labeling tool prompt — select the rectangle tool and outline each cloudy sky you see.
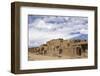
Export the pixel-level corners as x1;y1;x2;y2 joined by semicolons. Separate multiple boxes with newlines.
28;15;88;48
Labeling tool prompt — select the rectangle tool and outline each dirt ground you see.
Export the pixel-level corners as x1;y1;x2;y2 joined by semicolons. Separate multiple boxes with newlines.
28;52;87;61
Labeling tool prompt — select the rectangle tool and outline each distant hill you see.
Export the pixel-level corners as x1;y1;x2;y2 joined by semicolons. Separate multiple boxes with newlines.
72;34;88;40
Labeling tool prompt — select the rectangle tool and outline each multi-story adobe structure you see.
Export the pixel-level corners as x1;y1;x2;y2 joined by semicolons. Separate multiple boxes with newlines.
29;39;88;58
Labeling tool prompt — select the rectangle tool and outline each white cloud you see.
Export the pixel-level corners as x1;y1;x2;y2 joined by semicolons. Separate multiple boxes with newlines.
28;16;88;48
79;28;88;34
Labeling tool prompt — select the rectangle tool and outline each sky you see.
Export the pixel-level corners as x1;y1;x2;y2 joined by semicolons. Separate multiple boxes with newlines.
28;15;88;48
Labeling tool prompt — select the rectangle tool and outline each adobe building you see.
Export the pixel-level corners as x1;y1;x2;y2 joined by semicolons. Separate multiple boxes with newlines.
29;38;88;58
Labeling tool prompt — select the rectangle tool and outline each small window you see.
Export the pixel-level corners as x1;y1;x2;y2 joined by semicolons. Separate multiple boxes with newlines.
56;46;59;48
41;47;44;51
67;43;70;46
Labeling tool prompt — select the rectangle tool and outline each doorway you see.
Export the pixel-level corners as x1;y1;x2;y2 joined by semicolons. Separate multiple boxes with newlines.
76;47;81;56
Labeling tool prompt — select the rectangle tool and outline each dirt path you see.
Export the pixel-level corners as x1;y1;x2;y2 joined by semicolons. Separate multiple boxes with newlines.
28;52;87;61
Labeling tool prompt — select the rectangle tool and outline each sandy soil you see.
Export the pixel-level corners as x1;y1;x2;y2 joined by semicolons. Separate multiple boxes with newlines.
28;52;87;61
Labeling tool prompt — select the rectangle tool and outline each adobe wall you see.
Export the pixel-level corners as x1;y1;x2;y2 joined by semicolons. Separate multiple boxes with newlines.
29;39;88;58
